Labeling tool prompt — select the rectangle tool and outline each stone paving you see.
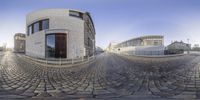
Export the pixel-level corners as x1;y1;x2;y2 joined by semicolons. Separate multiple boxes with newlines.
0;51;200;99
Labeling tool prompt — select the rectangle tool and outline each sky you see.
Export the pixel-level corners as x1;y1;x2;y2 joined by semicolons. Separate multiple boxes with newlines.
0;0;200;49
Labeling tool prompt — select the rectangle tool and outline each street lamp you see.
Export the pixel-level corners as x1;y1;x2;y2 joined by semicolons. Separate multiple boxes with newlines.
187;38;190;54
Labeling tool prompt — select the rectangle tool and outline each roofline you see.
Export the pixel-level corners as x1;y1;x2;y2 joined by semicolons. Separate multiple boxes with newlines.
134;35;164;39
27;8;86;17
14;33;25;36
168;41;190;46
119;35;164;44
85;12;96;35
26;8;96;34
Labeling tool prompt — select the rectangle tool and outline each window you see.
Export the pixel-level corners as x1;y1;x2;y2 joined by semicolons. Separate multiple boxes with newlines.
69;10;83;19
42;20;49;30
154;41;159;45
46;34;67;58
46;35;55;58
33;22;39;33
27;19;49;36
28;25;32;35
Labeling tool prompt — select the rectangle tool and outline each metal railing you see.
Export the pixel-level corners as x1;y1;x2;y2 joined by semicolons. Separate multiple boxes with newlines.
20;55;95;65
120;50;165;56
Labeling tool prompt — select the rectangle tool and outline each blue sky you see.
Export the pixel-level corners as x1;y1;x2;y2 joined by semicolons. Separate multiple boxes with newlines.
0;0;200;49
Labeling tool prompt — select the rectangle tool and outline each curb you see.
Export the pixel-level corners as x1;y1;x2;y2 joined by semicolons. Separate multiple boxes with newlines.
16;54;96;67
128;54;186;58
115;53;186;58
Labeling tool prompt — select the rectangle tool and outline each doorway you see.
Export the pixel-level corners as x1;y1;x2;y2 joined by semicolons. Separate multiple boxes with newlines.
46;33;67;58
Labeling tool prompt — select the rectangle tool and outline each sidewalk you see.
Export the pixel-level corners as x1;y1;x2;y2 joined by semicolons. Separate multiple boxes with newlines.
16;54;95;67
116;52;186;58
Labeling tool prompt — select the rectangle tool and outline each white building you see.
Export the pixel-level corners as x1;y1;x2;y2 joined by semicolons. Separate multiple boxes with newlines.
14;33;26;53
109;35;165;55
166;41;191;54
0;43;6;51
107;42;118;52
167;41;191;50
26;9;96;59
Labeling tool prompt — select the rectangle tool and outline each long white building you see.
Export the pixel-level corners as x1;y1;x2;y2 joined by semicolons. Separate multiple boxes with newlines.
26;9;96;59
108;35;165;55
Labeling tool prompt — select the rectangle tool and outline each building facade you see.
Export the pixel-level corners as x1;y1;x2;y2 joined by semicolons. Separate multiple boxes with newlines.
192;44;200;51
166;41;191;54
26;9;96;59
107;42;118;52
115;35;164;48
167;41;191;50
14;33;26;53
109;35;165;55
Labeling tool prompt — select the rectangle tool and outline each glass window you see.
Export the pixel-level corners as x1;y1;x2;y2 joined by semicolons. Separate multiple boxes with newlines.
69;10;83;19
46;35;55;58
33;22;39;33
154;41;159;45
42;20;49;30
46;34;67;58
28;25;32;35
28;19;49;34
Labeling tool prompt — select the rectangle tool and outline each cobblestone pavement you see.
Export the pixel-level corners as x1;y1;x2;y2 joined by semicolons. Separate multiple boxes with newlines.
1;51;200;100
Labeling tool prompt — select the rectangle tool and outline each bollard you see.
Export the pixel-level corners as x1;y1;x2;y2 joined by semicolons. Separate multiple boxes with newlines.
46;59;48;65
72;58;74;64
60;57;61;65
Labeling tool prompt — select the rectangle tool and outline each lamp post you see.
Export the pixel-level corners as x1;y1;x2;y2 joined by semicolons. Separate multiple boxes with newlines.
80;49;83;62
75;45;77;58
187;38;190;54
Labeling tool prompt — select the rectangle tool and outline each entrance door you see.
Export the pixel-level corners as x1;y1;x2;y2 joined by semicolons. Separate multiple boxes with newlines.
55;33;66;58
46;33;67;58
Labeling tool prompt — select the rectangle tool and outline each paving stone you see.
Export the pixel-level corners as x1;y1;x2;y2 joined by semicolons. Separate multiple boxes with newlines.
1;52;200;99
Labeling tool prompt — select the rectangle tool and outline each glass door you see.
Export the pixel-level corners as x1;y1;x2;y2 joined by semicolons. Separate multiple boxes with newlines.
46;33;67;58
46;34;55;58
55;33;66;58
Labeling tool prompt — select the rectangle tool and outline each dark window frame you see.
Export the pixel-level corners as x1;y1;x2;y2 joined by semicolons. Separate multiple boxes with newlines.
27;25;31;36
39;21;43;31
42;19;49;30
33;22;40;33
45;33;67;58
69;10;83;19
27;19;49;36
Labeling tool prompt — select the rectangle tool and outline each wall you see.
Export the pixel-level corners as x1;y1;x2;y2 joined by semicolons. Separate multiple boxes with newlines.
26;9;85;59
26;31;45;58
83;13;96;56
114;46;165;55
